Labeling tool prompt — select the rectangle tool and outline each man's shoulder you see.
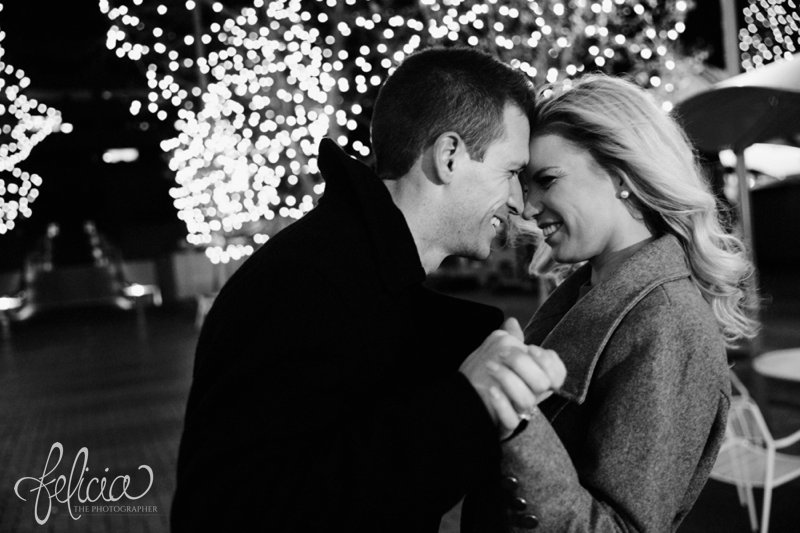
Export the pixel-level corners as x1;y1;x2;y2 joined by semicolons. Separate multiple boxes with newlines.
212;205;382;312
249;201;368;266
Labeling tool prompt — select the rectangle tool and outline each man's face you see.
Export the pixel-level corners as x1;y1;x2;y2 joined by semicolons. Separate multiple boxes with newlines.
445;104;530;260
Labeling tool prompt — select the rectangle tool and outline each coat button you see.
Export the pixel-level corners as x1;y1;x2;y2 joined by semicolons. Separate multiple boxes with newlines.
509;496;527;511
500;475;519;492
511;513;540;529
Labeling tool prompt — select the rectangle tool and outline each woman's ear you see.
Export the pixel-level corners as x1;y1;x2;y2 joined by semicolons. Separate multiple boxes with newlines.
610;171;633;200
432;132;464;185
612;174;628;195
614;172;649;223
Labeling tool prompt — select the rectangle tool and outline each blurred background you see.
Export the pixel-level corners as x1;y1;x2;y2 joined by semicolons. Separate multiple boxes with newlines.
0;1;798;532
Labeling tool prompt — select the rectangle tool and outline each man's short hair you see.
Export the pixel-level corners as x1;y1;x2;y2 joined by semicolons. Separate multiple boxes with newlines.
370;47;534;180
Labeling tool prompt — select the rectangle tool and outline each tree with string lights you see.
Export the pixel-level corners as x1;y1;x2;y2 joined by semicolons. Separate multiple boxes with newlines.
101;0;359;263
100;0;701;263
0;1;65;236
348;0;700;111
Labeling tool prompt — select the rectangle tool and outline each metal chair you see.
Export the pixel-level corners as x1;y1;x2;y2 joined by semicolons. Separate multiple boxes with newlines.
710;371;800;533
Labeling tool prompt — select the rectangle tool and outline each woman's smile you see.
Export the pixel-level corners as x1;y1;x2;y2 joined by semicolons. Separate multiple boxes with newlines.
539;220;563;240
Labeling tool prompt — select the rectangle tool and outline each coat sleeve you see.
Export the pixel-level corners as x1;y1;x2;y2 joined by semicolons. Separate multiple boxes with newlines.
498;286;729;532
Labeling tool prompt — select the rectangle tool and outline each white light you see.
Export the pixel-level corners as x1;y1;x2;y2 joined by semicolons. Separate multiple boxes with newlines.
102;148;140;163
125;283;146;297
0;12;63;228
720;144;800;179
94;0;695;261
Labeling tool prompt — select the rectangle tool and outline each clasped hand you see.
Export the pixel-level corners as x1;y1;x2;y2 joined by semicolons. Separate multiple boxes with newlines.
459;317;566;438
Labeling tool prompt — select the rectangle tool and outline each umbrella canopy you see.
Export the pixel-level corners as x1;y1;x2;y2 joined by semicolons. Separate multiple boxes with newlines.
674;57;800;152
673;57;800;253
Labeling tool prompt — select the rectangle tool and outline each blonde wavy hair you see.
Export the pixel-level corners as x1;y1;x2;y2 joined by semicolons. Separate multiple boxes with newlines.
516;74;758;344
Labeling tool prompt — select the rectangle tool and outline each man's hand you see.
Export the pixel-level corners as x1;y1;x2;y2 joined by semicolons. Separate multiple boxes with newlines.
459;318;566;438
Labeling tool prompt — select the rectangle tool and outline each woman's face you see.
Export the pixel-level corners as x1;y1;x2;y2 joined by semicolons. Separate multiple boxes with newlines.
522;134;645;264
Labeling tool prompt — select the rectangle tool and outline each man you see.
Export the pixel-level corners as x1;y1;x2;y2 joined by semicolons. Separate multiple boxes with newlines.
172;47;564;533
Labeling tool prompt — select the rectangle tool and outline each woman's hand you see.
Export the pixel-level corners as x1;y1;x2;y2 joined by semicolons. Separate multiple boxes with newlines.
460;318;566;438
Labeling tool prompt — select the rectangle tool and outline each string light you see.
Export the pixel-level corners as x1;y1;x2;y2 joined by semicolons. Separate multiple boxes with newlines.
739;0;799;70
0;1;66;235
100;0;694;262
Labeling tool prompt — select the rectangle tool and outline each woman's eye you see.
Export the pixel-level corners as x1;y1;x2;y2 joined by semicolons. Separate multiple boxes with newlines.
535;175;557;190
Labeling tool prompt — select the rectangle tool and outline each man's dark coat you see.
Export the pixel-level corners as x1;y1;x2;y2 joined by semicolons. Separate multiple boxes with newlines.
172;139;504;532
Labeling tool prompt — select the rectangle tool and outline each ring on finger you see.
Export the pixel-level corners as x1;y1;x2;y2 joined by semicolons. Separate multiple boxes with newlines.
517;409;536;421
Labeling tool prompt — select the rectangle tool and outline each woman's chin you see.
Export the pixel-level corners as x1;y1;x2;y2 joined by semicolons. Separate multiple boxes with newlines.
551;247;587;265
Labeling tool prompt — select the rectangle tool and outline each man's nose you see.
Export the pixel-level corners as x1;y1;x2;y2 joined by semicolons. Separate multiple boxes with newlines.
507;179;524;216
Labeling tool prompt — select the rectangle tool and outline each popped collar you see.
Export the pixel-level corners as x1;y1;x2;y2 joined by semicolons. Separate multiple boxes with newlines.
525;234;694;404
316;137;426;293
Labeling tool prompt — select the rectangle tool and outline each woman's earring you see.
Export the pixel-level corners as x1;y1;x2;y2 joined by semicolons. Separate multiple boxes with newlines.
619;190;630;199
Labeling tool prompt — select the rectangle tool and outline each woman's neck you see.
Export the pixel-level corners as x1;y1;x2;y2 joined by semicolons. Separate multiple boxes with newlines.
590;237;654;286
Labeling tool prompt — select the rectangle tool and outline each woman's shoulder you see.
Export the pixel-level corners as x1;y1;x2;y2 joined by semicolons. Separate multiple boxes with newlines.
608;276;727;380
631;275;718;333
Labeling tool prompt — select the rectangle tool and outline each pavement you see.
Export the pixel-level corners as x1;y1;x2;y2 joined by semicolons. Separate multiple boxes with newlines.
0;281;797;533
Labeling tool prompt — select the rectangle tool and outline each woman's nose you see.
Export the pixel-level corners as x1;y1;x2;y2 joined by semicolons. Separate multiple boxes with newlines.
522;198;541;221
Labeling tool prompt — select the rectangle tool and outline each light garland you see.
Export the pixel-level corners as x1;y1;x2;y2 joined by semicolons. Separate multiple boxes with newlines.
739;0;799;70
0;2;66;235
350;0;695;112
100;0;696;263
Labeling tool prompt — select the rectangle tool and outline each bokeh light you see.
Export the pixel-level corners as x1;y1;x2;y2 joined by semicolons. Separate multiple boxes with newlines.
100;0;695;262
0;1;66;235
739;0;799;70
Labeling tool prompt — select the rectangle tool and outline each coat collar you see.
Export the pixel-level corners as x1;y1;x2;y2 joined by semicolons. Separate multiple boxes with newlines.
317;138;425;292
524;234;691;404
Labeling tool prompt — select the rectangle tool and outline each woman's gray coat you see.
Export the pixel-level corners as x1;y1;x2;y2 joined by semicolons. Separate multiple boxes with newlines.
463;234;730;532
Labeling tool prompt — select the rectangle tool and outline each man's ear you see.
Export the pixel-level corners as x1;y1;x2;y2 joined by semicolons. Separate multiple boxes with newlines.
431;132;464;185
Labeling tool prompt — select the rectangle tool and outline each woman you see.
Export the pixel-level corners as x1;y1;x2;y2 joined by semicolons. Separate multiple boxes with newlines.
462;75;758;532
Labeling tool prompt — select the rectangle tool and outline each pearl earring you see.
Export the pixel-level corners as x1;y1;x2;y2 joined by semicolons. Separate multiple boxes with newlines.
619;190;630;199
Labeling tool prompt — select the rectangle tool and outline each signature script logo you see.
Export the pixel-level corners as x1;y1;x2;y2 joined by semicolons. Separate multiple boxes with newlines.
14;442;154;525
